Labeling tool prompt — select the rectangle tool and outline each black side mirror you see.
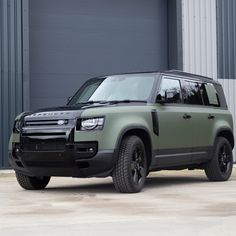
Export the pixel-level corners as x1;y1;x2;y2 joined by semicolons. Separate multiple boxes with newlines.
165;90;176;100
165;89;180;103
156;94;165;104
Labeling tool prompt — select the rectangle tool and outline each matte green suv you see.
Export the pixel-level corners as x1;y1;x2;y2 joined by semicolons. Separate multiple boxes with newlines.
9;70;234;193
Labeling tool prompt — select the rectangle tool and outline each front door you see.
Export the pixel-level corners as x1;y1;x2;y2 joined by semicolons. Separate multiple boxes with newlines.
152;77;194;168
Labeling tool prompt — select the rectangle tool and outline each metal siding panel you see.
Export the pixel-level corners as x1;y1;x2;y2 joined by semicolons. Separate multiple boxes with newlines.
234;0;236;79
167;0;183;70
2;0;10;168
194;0;201;73
0;0;3;167
206;0;212;75
182;0;218;79
217;0;236;80
0;0;23;168
9;0;16;137
211;1;218;80
22;0;29;111
16;0;23;113
227;1;233;79
222;2;229;78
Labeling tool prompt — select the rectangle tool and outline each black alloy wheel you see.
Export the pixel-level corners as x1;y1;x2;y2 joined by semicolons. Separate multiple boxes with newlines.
218;143;232;174
112;135;147;193
131;146;146;185
205;137;233;181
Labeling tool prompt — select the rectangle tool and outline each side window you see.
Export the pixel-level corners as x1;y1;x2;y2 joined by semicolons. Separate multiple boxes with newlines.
182;81;203;105
157;78;182;103
200;83;220;107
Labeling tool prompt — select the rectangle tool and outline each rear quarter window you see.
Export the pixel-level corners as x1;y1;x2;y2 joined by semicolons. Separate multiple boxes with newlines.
214;84;227;108
200;83;220;107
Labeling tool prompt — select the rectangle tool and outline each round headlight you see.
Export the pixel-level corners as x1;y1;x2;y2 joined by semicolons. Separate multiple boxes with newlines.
79;117;104;131
81;118;99;130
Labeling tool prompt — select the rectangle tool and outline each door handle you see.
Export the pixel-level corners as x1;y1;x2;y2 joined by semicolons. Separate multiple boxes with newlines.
183;113;191;119
208;114;215;120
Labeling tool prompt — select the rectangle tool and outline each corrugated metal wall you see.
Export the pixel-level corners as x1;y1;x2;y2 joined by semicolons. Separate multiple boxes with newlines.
0;0;23;168
217;0;236;160
182;0;218;79
217;0;236;80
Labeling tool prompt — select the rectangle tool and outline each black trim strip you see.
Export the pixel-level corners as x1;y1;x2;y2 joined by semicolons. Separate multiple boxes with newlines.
155;151;207;158
151;109;159;136
151;146;213;169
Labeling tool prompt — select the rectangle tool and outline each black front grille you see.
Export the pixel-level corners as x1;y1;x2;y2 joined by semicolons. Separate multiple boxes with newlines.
24;119;68;127
21;132;66;137
22;141;65;151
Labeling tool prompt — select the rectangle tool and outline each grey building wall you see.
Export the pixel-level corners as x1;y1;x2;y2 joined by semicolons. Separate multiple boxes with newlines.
181;0;218;79
167;0;183;70
0;0;25;168
29;0;170;110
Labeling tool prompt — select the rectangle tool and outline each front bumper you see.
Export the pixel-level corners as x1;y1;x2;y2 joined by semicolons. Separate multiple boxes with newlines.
9;142;117;177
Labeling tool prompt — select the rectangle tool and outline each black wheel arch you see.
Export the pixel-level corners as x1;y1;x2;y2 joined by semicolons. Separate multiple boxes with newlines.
115;126;153;170
215;128;234;149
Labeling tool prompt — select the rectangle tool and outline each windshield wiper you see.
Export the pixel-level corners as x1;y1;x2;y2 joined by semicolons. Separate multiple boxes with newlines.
77;100;107;105
76;100;147;105
105;100;147;104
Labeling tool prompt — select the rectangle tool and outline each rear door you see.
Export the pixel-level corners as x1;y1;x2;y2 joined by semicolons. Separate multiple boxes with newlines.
181;80;219;163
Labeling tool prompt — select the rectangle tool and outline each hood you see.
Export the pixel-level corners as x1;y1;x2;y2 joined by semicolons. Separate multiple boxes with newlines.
23;102;147;121
23;104;108;121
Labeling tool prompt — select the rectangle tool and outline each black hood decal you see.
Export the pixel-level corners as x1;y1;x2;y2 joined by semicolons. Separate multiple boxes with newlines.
23;104;108;121
24;110;83;121
35;104;86;112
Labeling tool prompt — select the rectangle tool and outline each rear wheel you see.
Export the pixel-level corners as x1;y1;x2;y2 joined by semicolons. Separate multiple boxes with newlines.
112;136;147;193
15;172;51;190
205;137;233;181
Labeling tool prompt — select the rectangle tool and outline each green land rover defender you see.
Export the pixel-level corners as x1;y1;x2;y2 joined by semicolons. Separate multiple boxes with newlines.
9;70;234;193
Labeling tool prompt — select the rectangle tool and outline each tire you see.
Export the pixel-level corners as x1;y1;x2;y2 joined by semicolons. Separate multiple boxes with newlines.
15;172;51;190
205;137;233;181
112;135;147;193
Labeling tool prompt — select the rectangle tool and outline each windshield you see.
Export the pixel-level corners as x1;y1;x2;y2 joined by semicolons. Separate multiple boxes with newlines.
69;75;156;105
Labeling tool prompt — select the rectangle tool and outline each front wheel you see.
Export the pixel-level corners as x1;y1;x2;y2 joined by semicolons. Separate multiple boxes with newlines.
15;172;51;190
112;136;147;193
204;137;233;181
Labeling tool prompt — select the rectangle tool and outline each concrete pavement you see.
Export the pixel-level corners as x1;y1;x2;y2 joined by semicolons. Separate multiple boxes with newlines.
0;169;236;236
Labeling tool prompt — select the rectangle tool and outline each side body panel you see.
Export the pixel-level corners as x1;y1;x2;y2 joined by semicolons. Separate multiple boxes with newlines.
190;106;233;148
153;104;193;149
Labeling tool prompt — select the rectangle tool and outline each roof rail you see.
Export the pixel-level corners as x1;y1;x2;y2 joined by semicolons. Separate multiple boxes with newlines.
163;70;213;80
